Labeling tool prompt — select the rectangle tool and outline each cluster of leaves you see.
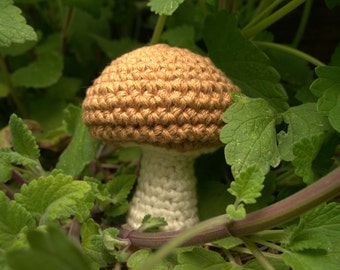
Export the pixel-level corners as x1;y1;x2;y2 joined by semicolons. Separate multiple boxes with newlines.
0;0;340;270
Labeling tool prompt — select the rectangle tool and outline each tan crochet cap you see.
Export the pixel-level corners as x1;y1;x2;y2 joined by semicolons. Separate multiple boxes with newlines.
82;44;239;152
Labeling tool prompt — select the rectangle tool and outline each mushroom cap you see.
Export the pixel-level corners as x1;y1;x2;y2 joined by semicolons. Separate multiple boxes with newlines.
82;44;239;152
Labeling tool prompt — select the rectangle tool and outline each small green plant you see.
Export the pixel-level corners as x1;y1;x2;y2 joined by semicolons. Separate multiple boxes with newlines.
0;0;339;270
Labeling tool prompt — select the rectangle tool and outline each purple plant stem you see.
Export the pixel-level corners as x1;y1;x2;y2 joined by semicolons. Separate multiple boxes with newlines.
118;168;340;248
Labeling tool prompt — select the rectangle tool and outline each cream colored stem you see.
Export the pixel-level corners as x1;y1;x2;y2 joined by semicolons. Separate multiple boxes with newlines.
127;146;200;231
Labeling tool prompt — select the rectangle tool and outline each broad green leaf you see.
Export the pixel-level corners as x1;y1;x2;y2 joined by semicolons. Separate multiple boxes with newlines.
264;48;315;103
63;104;82;135
277;103;331;161
15;174;94;223
161;25;201;53
174;247;237;270
0;191;35;249
213;237;243;250
204;11;288;112
228;165;265;204
102;227;129;262
138;215;168;232
0;148;36;166
330;44;340;66
245;258;289;270
198;181;233;220
11;51;63;88
292;133;324;184
6;226;92;270
56;106;99;177
324;0;340;9
81;219;115;268
9;114;40;159
220;94;280;176
105;175;136;204
147;0;185;15
226;204;246;220
0;0;37;47
310;66;340;132
127;249;171;270
286;203;340;251
116;147;142;162
61;0;101;17
282;249;339;270
46;76;82;99
91;35;141;60
0;160;12;183
0;40;36;57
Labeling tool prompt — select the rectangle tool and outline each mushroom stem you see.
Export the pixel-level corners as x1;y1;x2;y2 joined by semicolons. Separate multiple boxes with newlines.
127;146;201;231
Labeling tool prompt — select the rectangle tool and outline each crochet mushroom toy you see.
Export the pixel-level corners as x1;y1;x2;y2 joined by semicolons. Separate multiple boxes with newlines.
82;44;239;231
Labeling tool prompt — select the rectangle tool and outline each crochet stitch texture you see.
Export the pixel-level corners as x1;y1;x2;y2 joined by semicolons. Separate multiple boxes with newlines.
82;43;239;152
82;44;239;231
127;146;200;231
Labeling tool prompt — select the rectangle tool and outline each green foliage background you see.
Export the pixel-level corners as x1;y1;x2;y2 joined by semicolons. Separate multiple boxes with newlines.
0;0;340;269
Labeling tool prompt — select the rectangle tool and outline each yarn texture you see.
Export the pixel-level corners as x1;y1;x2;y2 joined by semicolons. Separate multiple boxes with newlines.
82;44;239;152
127;145;200;231
82;44;239;231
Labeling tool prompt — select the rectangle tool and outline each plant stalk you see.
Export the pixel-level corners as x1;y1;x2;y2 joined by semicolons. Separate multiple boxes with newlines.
253;41;325;66
243;0;283;30
119;168;340;247
241;237;275;270
291;0;313;47
242;0;306;38
150;14;167;45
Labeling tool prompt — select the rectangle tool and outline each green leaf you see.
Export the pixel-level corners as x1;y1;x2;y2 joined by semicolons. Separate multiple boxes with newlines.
264;48;315;103
292;133;324;184
204;11;288;112
226;204;246;220
0;148;37;167
102;227;129;262
61;0;101;17
6;226;92;270
91;35;141;60
0;0;37;47
0;191;35;249
0;160;12;183
80;219;115;268
330;44;340;66
147;0;185;15
286;203;340;251
161;25;201;53
56;107;99;177
277;103;331;161
245;257;289;270
47;76;82;99
116;147;142;162
220;94;280;176
11;51;63;88
0;40;36;57
63;104;82;135
15;174;94;223
174;247;236;270
282;249;339;270
213;237;243;250
127;249;170;270
105;175;136;204
138;215;168;232
324;0;340;9
310;66;340;132
9;114;40;159
228;165;265;204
